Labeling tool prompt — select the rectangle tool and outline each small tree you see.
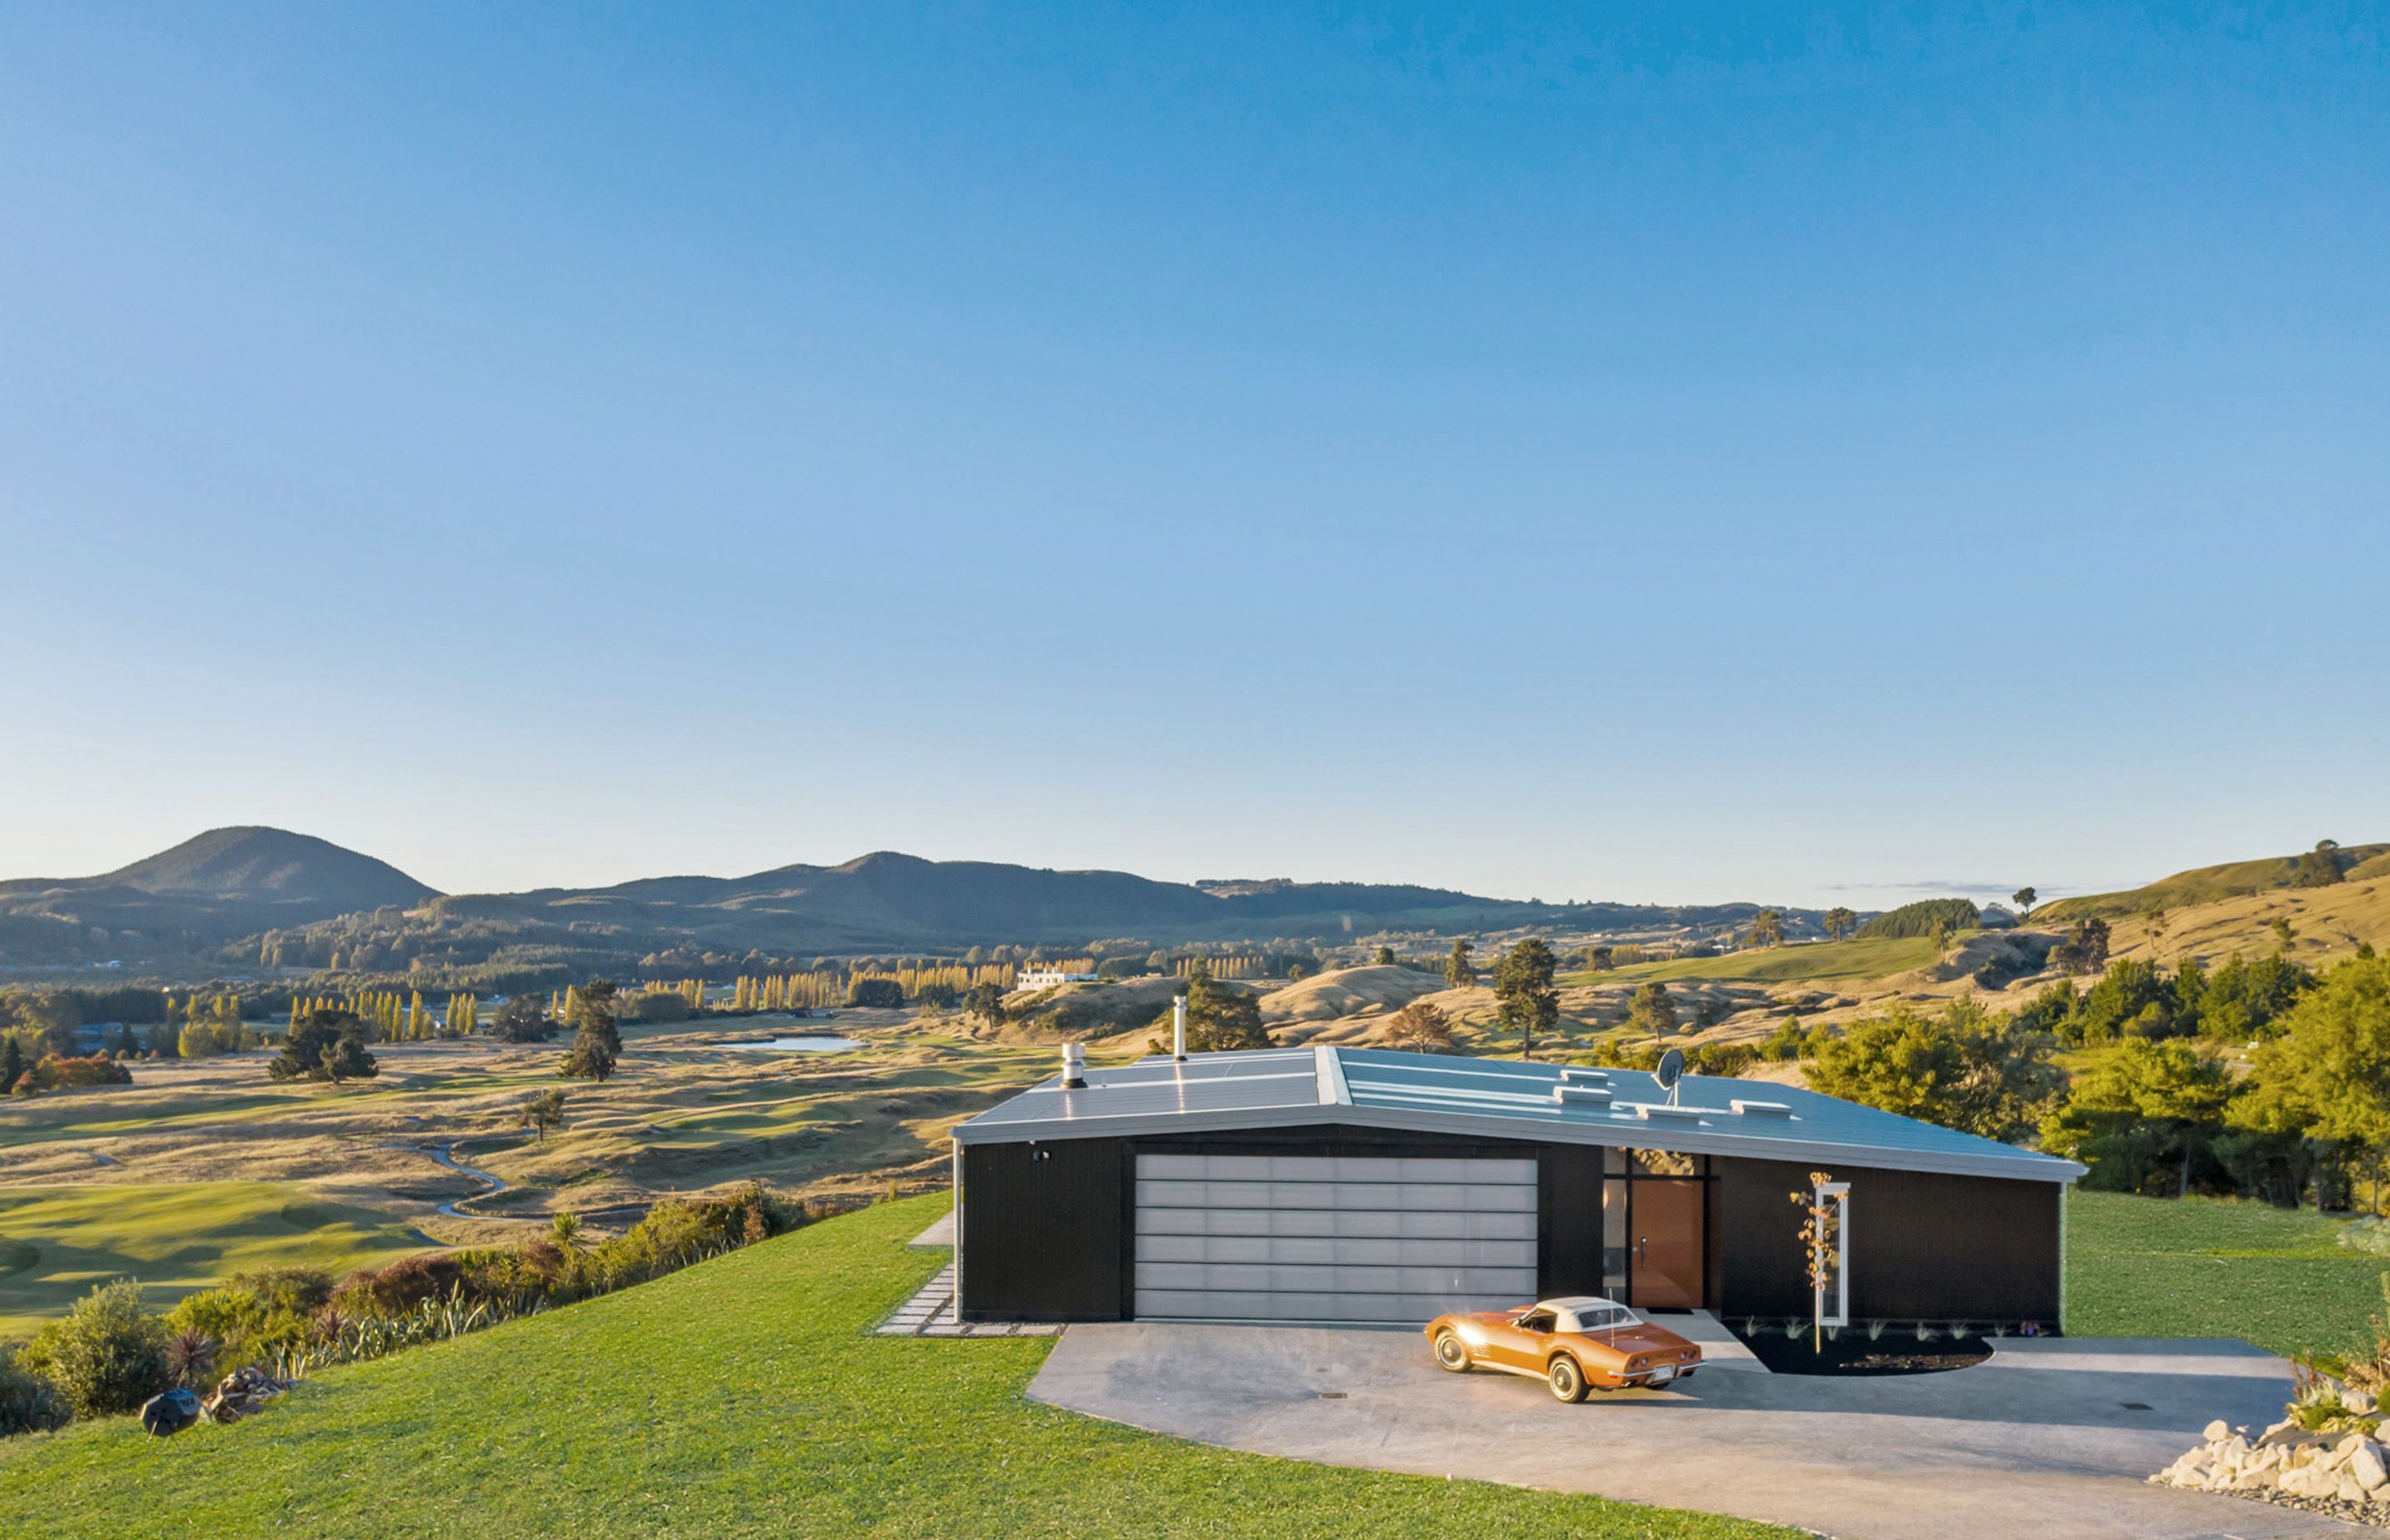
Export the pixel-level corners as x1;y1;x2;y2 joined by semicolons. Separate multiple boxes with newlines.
1491;939;1559;1060
29;1279;169;1417
964;982;1006;1028
1444;939;1475;990
495;995;558;1044
269;1008;379;1084
2012;887;2036;919
1383;1001;1455;1053
846;977;905;1009
1823;907;1857;943
1744;909;1784;948
524;1089;568;1143
1627;982;1678;1042
2296;840;2346;889
1181;962;1269;1051
1788;1172;1840;1352
1373;945;1397;967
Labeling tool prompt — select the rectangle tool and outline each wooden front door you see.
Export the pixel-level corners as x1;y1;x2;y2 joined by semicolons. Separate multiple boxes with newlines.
1629;1179;1705;1309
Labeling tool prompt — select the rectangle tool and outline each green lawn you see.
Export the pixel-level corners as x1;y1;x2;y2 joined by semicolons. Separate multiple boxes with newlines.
1559;934;1939;989
0;1195;1790;1540
0;1182;425;1339
2066;1190;2388;1359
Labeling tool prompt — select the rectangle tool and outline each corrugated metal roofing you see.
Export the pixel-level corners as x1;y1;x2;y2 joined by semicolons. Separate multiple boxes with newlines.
951;1043;2083;1183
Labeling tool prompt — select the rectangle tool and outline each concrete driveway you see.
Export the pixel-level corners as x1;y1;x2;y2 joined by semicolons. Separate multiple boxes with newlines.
1028;1320;2367;1540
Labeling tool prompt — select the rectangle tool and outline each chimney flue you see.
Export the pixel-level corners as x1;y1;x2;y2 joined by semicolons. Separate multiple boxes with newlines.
1173;994;1188;1060
1061;1041;1086;1089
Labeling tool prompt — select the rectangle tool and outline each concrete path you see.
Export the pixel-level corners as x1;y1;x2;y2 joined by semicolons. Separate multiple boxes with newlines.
1029;1323;2365;1540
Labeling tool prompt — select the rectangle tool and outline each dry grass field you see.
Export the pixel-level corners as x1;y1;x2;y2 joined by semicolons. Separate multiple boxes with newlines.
0;1009;1091;1337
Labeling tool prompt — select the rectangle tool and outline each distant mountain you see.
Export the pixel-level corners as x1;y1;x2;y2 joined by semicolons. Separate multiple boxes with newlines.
0;830;1802;972
2035;841;2388;924
0;826;437;953
427;850;1597;953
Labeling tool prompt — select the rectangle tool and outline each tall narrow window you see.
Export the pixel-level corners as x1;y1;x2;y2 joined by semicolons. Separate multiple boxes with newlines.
1815;1180;1851;1328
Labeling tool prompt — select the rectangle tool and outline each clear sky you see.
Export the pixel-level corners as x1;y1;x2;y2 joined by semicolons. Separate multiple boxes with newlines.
2;4;2383;909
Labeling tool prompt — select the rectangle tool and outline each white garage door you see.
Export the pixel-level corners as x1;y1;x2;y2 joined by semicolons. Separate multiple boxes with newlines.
1133;1153;1540;1323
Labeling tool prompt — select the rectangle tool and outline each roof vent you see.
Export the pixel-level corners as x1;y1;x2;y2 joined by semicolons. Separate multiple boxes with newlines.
1558;1067;1610;1084
1060;1042;1086;1090
1731;1099;1793;1118
1629;1102;1702;1122
1553;1084;1614;1108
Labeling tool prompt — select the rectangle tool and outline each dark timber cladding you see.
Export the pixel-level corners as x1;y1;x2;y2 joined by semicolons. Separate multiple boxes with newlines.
1716;1156;2064;1323
951;1046;2080;1325
958;1128;2063;1324
957;1138;1124;1320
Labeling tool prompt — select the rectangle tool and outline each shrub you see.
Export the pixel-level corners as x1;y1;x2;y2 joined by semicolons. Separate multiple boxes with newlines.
29;1279;168;1418
0;1343;71;1436
162;1284;310;1372
224;1266;335;1318
846;977;904;1009
334;1252;464;1318
27;1053;133;1092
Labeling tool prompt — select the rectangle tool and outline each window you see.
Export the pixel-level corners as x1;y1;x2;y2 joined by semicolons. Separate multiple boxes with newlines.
1814;1180;1851;1328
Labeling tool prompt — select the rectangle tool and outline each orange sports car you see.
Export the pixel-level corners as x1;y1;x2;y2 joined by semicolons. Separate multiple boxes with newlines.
1426;1295;1702;1401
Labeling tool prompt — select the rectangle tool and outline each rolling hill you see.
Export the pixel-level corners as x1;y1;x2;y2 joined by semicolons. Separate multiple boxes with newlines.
2034;841;2388;922
0;833;1809;969
0;827;438;953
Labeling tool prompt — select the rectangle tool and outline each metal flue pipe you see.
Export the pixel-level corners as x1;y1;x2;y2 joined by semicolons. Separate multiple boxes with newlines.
1061;1041;1086;1089
1173;994;1188;1060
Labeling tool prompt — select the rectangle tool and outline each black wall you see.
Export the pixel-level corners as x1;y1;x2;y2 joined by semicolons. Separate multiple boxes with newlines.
958;1128;2067;1328
1714;1156;2063;1325
957;1138;1125;1321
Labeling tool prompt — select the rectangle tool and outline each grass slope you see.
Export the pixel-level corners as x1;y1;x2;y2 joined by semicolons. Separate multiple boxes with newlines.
2066;1191;2387;1358
1560;935;1939;989
0;1196;1788;1540
0;1182;424;1339
2038;844;2389;923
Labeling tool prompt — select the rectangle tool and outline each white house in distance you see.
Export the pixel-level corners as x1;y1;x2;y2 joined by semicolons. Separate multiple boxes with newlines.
1016;967;1100;989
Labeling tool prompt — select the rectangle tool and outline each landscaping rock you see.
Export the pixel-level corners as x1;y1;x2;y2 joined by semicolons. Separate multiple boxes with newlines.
201;1366;289;1425
2353;1391;2382;1416
2204;1419;2233;1442
2357;1442;2390;1491
140;1387;201;1437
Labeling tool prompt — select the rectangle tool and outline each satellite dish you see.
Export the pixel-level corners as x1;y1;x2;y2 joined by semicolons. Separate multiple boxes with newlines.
1656;1048;1685;1104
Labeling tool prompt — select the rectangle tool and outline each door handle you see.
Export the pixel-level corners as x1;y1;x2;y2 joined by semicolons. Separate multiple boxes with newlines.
1637;1238;1647;1265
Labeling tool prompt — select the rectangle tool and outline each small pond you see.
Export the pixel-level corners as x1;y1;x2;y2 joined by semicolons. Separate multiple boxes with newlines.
711;1036;866;1053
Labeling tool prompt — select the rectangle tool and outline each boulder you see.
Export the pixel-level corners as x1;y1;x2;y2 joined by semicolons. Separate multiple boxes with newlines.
140;1387;201;1437
2349;1390;2380;1416
2204;1419;2233;1442
2356;1441;2389;1491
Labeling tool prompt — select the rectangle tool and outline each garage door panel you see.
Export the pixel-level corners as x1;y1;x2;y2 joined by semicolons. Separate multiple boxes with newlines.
1131;1153;1540;1322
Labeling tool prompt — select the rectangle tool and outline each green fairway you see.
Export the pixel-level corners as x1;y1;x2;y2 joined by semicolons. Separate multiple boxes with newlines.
0;1182;424;1339
1560;934;1939;988
0;1195;1789;1539
2065;1190;2388;1360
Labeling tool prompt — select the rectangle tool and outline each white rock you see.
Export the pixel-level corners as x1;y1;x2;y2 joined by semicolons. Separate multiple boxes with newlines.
2343;1474;2372;1504
2355;1442;2389;1490
2349;1390;2379;1415
2205;1418;2233;1441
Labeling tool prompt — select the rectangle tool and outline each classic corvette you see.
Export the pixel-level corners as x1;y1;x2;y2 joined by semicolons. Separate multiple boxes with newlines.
1425;1295;1702;1401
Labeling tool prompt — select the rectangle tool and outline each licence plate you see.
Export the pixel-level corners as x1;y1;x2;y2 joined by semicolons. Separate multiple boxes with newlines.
1650;1365;1675;1385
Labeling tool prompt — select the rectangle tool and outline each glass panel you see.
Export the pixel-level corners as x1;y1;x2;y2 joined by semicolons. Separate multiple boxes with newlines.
1627;1178;1704;1309
1628;1148;1700;1177
1601;1177;1628;1297
1602;1146;1627;1175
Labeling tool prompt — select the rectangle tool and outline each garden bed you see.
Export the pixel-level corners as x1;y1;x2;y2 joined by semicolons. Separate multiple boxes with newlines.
1729;1322;2002;1376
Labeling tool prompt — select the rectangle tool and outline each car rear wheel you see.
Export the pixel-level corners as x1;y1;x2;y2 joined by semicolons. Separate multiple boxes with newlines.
1433;1331;1471;1372
1547;1355;1588;1403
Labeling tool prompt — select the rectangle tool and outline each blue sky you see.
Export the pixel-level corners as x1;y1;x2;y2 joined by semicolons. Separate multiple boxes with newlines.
2;4;2383;907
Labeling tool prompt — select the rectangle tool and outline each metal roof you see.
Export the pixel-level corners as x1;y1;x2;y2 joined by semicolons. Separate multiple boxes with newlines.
950;1044;2084;1184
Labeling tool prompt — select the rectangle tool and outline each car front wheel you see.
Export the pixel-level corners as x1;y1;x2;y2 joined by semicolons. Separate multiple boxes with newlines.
1548;1355;1588;1403
1433;1331;1471;1372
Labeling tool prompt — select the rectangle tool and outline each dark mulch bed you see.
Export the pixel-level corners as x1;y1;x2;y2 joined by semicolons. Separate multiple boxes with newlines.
1730;1323;2004;1376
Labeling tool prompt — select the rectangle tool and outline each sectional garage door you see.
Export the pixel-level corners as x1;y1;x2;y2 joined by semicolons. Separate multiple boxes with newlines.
1132;1153;1539;1323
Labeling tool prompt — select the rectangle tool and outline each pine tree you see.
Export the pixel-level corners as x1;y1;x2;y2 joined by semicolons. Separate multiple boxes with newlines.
1;1036;22;1093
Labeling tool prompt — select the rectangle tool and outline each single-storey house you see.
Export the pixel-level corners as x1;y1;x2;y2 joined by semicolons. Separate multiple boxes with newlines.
949;1045;2083;1327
